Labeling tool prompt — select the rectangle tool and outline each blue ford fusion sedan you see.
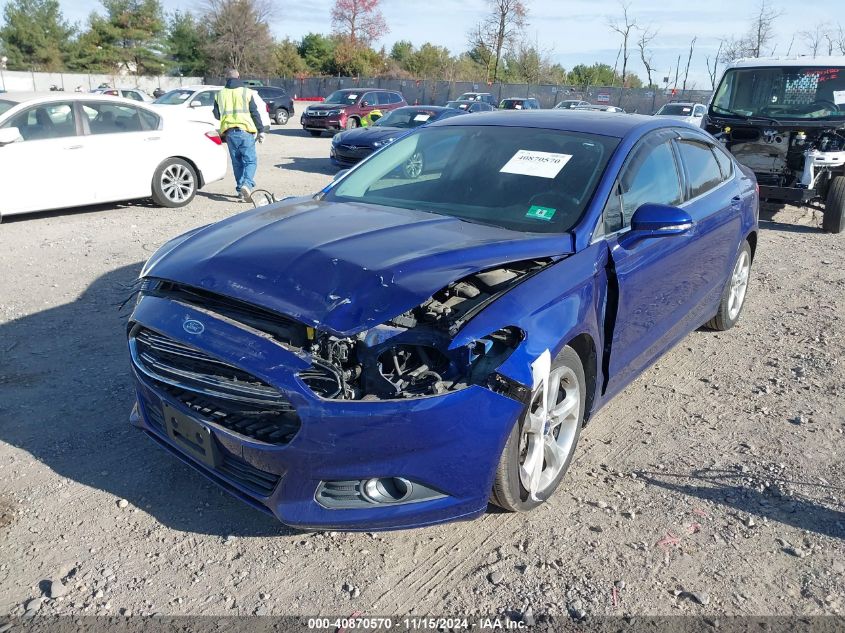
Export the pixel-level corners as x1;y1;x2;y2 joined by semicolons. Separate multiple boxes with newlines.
128;111;758;530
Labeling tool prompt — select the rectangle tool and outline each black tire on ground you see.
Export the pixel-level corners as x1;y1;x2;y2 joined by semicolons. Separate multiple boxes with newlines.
823;175;845;234
307;130;322;137
274;108;289;125
705;240;752;331
150;158;197;208
490;346;586;513
345;117;359;130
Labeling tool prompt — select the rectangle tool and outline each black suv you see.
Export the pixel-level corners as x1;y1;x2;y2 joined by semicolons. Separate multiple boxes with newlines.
255;86;295;125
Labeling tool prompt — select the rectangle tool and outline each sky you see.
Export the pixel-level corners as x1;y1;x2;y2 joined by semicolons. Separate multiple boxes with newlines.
53;0;845;87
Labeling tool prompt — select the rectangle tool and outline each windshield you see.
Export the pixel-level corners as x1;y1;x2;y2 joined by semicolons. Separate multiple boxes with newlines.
0;100;16;116
324;90;360;105
154;89;194;105
325;125;619;234
375;108;440;128
657;104;694;116
711;66;845;121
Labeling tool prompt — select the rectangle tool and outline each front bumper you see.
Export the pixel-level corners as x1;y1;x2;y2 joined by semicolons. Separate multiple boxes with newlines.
301;114;344;132
329;144;372;167
128;294;524;530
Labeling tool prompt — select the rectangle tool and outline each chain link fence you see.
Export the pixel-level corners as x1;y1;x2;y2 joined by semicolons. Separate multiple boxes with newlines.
209;75;713;114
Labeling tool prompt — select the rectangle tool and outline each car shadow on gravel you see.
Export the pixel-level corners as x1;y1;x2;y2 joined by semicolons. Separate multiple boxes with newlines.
0;262;297;538
639;469;844;540
268;127;323;139
274;158;337;176
758;207;824;234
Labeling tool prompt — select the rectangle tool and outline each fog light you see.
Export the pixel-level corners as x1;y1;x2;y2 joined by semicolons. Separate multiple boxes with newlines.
316;478;445;509
363;477;413;504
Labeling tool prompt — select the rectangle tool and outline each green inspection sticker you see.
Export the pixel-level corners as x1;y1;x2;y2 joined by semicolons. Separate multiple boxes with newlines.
526;205;556;221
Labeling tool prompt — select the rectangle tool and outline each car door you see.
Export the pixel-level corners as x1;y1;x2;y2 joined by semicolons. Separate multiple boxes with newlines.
78;100;164;203
186;89;217;125
359;92;377;117
600;129;698;394
0;100;89;215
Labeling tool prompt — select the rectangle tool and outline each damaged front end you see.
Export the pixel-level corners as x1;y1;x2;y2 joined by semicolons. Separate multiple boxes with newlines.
289;258;552;403
141;258;551;404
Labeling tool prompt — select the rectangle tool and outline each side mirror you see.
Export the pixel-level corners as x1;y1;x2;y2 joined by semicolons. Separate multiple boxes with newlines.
623;203;693;244
333;169;349;181
361;101;370;107
189;100;202;108
0;127;22;145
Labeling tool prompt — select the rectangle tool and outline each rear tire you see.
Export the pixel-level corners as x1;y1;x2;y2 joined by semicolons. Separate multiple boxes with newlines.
274;108;289;125
823;175;845;234
307;130;322;137
491;346;585;513
151;158;197;208
705;240;752;331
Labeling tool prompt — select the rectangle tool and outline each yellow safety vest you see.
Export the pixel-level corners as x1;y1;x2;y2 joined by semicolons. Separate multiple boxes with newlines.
216;86;257;134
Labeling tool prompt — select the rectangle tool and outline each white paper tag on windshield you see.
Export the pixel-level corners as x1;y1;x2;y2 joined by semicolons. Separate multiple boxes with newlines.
348;94;358;99
834;90;845;105
500;150;572;179
413;114;431;122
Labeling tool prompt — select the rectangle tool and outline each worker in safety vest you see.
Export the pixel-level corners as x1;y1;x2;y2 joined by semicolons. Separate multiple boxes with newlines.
360;109;384;127
212;69;266;202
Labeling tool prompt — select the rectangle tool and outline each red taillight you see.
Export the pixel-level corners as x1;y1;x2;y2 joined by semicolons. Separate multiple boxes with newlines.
266;103;270;113
205;130;223;145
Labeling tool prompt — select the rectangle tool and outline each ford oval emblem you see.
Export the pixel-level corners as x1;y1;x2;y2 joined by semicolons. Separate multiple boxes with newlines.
183;319;205;335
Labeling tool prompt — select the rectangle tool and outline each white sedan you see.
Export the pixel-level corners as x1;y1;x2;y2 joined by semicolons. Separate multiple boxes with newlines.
151;84;271;130
0;93;228;220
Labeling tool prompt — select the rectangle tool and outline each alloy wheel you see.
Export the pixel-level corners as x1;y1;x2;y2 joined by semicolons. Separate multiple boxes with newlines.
728;250;750;320
161;163;195;203
403;152;424;179
518;365;581;500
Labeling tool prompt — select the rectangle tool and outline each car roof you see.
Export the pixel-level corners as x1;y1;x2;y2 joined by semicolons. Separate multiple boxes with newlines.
0;92;150;105
432;109;665;139
393;105;451;112
336;88;395;93
726;55;845;69
660;101;697;107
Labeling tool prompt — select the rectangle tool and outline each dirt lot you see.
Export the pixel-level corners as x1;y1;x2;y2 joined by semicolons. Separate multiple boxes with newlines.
0;125;843;623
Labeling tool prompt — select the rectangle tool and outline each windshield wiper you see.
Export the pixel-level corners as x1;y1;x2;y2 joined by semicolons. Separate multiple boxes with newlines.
712;106;790;126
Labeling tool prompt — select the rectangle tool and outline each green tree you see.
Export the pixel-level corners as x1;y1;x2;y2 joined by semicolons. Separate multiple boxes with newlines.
100;0;167;74
273;38;307;77
409;43;451;79
389;40;414;67
0;0;74;71
166;10;207;76
66;12;121;72
298;33;336;74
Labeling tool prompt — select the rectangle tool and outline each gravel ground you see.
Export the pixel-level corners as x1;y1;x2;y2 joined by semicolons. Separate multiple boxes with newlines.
0;126;843;623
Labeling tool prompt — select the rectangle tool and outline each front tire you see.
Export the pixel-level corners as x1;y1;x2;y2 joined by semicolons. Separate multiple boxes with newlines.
491;346;585;513
151;158;197;208
274;108;289;125
823;175;845;234
706;240;752;331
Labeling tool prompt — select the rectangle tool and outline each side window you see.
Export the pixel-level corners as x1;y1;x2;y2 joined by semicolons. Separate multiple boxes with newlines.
376;92;392;106
123;91;143;102
390;92;403;104
693;104;705;117
712;144;734;180
196;91;217;107
605;139;683;232
83;102;157;134
361;92;376;106
2;102;77;141
676;139;724;198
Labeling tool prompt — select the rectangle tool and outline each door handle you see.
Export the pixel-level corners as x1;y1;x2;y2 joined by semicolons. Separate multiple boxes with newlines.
65;144;83;150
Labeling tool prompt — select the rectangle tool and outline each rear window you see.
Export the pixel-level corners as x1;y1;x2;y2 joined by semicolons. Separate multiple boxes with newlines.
389;92;403;104
154;89;194;105
657;104;694;116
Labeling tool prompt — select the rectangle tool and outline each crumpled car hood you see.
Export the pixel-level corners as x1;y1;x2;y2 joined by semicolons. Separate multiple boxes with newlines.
143;199;573;335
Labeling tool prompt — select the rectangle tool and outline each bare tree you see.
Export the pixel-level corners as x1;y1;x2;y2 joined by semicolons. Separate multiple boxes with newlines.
749;0;782;56
719;0;783;62
636;25;657;89
681;36;696;96
470;0;528;83
203;0;275;75
705;40;723;91
607;0;636;98
827;23;845;54
466;22;494;80
801;22;826;57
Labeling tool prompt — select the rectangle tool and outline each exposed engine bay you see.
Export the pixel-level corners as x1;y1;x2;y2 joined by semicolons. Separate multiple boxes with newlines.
299;259;552;400
716;126;845;196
